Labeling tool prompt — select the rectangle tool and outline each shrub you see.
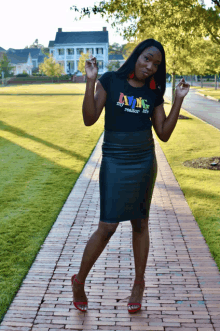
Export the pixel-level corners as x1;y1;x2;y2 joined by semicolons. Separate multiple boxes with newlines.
16;73;29;77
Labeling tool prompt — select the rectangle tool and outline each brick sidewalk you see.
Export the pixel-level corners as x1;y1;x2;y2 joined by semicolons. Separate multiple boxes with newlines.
1;133;220;331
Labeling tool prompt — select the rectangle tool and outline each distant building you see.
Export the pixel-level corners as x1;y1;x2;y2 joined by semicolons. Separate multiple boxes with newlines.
48;27;109;75
108;54;125;67
6;48;47;75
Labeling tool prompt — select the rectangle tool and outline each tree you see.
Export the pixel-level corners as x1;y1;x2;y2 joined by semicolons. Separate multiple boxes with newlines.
39;55;65;83
106;60;120;71
109;43;127;55
27;39;49;56
77;52;90;80
0;53;14;77
30;39;44;49
190;37;220;88
72;0;220;102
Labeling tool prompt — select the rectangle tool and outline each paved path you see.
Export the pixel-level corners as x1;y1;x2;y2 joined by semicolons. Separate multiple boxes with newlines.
165;84;220;130
1;132;220;331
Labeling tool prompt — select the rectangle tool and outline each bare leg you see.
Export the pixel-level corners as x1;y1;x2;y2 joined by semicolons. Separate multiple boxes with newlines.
128;217;149;310
72;221;119;310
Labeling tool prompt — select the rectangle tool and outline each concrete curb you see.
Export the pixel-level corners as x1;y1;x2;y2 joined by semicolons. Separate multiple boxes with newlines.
195;91;220;102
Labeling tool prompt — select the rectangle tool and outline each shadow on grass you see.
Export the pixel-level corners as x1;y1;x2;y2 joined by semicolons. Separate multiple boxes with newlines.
0;130;99;323
0;120;88;162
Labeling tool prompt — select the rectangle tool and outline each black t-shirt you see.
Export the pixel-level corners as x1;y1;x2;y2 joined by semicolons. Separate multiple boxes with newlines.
98;71;164;132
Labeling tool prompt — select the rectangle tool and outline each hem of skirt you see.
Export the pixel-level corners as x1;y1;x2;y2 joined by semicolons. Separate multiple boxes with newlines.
100;218;131;223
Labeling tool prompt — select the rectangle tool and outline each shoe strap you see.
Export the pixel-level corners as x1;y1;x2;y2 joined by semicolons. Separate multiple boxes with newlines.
128;303;141;306
74;275;84;285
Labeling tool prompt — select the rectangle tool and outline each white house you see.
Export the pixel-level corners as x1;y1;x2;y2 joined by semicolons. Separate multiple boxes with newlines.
48;27;109;75
6;48;47;75
6;50;33;75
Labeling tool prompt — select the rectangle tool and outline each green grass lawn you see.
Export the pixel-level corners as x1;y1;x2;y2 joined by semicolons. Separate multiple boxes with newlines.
0;83;104;322
154;99;220;270
195;87;220;100
0;83;86;94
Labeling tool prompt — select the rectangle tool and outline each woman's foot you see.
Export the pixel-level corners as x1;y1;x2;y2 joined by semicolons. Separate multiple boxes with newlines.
128;279;145;312
71;274;88;311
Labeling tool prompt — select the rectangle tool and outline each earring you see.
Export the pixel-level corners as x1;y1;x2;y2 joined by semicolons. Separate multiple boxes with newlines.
128;72;135;79
150;77;156;89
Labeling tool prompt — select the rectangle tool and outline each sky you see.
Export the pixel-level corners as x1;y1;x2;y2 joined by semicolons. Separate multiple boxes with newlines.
0;0;215;51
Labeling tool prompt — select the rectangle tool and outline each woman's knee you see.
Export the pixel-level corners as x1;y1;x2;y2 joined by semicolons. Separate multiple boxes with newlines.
97;221;119;239
130;217;149;233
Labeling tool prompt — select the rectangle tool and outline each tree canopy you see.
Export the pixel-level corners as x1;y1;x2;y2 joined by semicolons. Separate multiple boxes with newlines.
0;53;14;77
39;55;65;82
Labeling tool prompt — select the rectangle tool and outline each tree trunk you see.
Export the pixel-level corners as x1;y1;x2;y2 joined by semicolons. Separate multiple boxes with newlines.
191;75;193;86
172;73;176;104
215;74;217;90
201;76;203;88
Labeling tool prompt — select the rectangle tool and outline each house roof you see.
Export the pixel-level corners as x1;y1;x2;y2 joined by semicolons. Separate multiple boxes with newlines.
6;52;31;64
6;48;47;64
6;48;46;64
49;41;54;47
7;48;43;59
109;54;124;61
53;31;108;45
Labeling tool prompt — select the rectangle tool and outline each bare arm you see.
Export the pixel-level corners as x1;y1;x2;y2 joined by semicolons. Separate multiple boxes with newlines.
152;78;190;142
82;79;107;126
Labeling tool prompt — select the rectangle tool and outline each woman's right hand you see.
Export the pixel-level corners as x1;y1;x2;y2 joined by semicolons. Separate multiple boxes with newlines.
85;56;98;80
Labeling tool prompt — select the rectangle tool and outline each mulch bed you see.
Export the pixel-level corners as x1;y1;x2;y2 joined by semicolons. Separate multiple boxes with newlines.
183;157;220;170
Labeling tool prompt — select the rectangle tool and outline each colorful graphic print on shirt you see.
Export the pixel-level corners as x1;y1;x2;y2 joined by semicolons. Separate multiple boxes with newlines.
116;92;151;114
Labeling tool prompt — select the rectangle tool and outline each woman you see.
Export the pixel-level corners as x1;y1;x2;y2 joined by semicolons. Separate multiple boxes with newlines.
71;38;190;314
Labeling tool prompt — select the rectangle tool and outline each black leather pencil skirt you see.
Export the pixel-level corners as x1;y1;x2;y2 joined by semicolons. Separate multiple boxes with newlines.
99;129;157;223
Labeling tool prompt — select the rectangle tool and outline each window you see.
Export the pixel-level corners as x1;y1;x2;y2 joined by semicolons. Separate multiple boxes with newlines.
67;61;74;73
86;48;94;55
96;48;103;54
51;50;54;56
67;48;74;55
58;49;64;55
97;61;103;69
77;48;84;55
32;60;37;68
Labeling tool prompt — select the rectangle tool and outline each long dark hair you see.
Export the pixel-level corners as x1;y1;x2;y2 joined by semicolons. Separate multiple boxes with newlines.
116;38;166;97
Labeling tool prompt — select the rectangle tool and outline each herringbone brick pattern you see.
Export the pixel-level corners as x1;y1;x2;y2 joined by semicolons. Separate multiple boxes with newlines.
1;132;220;331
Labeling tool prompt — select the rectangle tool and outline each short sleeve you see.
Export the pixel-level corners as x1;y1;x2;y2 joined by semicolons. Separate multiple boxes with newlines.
154;89;164;107
98;71;113;92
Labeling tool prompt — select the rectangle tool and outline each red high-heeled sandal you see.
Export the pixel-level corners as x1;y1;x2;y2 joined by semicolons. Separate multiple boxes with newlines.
127;279;145;314
71;274;88;312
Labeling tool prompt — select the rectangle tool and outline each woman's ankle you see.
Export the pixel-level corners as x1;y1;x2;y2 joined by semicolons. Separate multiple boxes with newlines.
75;274;86;284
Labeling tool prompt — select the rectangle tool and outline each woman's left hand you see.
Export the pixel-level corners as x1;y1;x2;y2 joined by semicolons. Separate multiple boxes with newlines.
175;78;190;99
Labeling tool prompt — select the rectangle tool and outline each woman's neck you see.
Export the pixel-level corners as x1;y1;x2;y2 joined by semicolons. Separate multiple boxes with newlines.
127;77;146;88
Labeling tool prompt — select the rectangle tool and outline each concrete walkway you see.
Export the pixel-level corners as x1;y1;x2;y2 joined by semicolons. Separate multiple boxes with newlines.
1;132;220;331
